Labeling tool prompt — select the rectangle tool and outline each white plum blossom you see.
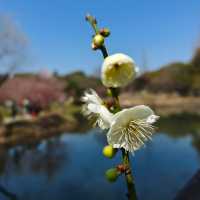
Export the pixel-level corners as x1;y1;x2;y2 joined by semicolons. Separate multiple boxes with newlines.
81;89;113;129
82;89;159;153
101;53;137;88
107;105;159;153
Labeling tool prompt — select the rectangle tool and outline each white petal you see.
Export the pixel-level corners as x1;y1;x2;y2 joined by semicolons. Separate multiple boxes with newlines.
101;53;137;88
81;89;113;130
111;105;154;128
107;105;158;153
82;89;102;105
146;115;160;124
87;103;100;113
99;106;113;126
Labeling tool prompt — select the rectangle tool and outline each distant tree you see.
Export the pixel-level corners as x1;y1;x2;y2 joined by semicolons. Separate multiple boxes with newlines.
63;71;105;101
0;14;29;85
0;75;66;109
191;48;200;69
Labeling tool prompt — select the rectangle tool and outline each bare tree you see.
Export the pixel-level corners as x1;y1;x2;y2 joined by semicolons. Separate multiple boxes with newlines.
0;14;29;84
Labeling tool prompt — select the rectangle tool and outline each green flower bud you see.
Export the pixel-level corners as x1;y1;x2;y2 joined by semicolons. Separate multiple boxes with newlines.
91;42;98;50
103;145;117;159
93;34;104;48
107;89;112;97
105;168;119;182
100;28;110;37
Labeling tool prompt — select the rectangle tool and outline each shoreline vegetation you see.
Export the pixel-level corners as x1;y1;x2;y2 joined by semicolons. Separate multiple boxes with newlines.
0;101;86;148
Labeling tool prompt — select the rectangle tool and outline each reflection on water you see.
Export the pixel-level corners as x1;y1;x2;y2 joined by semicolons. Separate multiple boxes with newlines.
0;115;200;200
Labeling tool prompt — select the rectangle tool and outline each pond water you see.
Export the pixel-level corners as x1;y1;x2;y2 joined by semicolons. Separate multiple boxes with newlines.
0;115;200;200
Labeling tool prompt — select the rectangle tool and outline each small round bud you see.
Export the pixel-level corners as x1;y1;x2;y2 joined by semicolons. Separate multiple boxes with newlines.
100;28;110;37
103;145;117;159
91;42;98;50
105;168;119;182
107;89;112;97
93;34;104;48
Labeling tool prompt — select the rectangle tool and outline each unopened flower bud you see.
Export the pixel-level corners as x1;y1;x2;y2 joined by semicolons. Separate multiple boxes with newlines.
103;145;117;158
100;28;110;37
105;168;119;182
93;34;104;48
107;89;112;97
91;42;98;50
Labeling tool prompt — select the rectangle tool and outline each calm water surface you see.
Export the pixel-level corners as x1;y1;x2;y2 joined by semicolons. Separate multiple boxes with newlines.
0;115;200;200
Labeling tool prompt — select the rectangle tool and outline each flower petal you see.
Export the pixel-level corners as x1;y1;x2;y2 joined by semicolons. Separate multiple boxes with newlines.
112;105;155;126
146;114;160;124
107;105;158;153
81;89;102;105
107;119;155;152
81;89;113;130
101;53;136;88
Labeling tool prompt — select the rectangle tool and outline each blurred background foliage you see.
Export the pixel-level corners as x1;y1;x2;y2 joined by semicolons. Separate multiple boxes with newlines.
126;48;200;96
0;46;200;120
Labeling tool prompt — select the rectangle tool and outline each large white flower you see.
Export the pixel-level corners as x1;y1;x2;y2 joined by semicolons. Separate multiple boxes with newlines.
107;105;159;153
82;90;159;153
101;53;137;88
81;89;113;129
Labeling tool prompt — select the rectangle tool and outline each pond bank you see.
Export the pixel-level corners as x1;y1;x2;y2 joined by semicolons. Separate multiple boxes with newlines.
120;92;200;116
0;113;79;148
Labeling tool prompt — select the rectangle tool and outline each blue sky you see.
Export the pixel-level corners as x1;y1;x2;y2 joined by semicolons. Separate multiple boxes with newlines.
1;0;200;75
